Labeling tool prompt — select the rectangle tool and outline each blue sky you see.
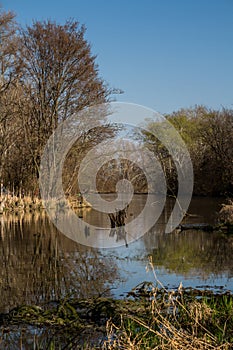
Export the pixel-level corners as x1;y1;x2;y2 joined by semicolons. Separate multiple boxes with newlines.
1;0;233;114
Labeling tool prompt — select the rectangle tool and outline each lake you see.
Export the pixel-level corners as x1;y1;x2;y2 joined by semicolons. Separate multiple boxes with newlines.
0;195;232;314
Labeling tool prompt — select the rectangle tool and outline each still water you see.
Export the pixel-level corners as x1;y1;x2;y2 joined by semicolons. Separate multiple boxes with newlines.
0;195;232;313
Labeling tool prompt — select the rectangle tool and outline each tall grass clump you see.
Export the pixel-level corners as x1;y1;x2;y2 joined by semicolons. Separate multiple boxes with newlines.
103;256;233;350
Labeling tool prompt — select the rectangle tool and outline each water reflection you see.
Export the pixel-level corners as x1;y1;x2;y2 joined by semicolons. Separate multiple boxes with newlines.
145;197;233;280
99;196;233;295
0;195;232;314
0;212;118;313
149;230;233;279
47;193;165;248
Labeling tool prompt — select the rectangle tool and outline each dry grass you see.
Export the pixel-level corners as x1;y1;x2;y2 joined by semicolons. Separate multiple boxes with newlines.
102;256;232;350
218;200;233;225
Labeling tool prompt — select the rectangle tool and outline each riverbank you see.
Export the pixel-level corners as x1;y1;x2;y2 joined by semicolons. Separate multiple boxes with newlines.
0;194;91;213
1;260;233;349
1;286;232;349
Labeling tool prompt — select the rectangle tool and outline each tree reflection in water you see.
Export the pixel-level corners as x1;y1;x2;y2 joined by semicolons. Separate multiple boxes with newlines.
146;228;233;280
0;211;118;313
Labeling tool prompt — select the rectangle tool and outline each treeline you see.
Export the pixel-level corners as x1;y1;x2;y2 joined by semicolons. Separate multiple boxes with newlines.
96;106;233;197
143;106;233;196
0;8;109;196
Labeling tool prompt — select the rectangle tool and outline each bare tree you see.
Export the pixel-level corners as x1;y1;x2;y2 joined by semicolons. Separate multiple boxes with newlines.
0;9;21;182
18;19;109;179
0;8;19;92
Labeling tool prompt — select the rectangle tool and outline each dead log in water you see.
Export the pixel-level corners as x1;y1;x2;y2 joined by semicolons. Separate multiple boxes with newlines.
178;223;214;232
108;207;129;247
178;223;233;233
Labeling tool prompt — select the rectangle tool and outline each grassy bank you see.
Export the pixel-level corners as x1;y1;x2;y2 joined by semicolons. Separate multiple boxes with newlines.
0;194;91;213
1;258;233;349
